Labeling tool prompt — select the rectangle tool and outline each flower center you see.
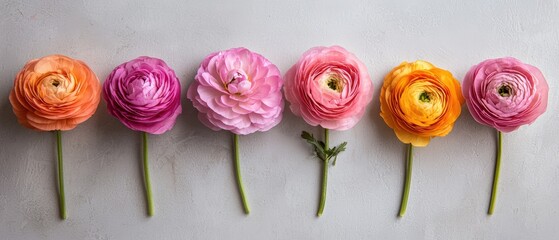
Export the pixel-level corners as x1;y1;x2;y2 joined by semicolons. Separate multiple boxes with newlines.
498;85;512;97
326;76;343;93
43;76;67;91
40;74;73;101
419;91;431;102
226;70;251;94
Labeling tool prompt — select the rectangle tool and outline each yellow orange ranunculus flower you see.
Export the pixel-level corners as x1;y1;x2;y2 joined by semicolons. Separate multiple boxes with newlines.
380;60;464;147
9;55;101;131
380;60;464;217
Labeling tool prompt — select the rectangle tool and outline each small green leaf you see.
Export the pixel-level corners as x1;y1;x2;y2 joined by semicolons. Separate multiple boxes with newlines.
318;141;326;149
301;131;347;163
328;142;347;165
301;131;314;141
301;132;321;151
301;131;327;161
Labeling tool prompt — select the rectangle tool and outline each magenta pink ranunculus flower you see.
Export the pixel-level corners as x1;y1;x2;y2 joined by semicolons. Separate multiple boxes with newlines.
284;46;373;130
462;57;548;132
187;47;284;135
103;56;182;134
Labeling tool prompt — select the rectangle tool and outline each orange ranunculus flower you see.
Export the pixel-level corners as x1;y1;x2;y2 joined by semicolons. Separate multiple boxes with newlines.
380;60;464;147
9;55;101;131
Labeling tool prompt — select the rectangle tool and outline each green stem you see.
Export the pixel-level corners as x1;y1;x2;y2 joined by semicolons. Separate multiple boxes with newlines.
317;128;329;217
142;132;154;216
324;128;329;151
56;130;67;220
233;134;250;214
398;144;413;217
488;131;502;215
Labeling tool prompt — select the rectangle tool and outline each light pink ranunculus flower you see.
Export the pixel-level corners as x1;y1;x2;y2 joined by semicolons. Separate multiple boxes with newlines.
284;46;373;130
187;47;283;135
462;57;548;132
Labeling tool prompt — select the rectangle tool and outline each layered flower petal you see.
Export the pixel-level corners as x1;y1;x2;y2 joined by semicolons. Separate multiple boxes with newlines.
187;47;284;135
103;56;182;134
462;57;548;132
9;55;101;131
380;60;464;147
284;46;373;130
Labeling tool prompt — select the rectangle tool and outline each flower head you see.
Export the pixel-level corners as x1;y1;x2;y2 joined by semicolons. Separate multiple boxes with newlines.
380;60;464;147
103;56;182;134
187;47;284;135
9;54;101;131
284;46;373;130
462;57;548;132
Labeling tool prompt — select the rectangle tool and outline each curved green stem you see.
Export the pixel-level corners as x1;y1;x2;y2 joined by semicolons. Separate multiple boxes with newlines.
56;130;67;220
142;132;154;216
398;144;413;217
317;128;329;217
233;134;250;214
488;131;502;215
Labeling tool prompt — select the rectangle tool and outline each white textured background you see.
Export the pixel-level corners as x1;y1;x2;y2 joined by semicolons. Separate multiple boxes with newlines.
1;0;558;239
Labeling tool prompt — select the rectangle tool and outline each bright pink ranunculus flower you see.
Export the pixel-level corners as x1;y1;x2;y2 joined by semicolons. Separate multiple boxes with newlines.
284;46;373;130
187;47;284;135
103;56;182;134
462;57;548;132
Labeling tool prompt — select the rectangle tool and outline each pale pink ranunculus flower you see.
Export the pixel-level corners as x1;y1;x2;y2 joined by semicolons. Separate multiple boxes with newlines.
284;46;373;130
187;47;284;135
462;57;548;132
